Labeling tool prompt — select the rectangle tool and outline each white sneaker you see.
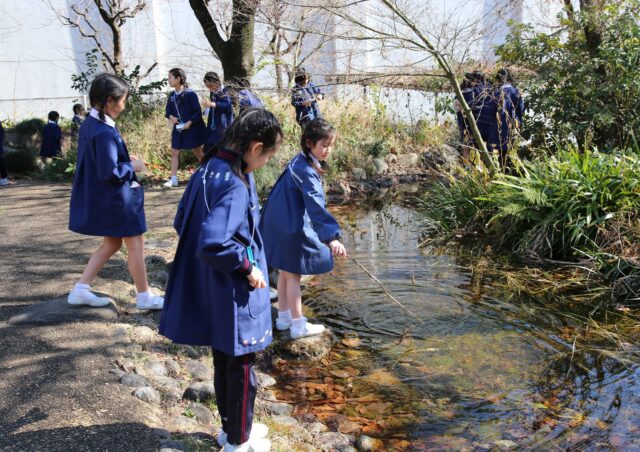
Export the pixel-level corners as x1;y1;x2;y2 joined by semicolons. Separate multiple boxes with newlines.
275;318;292;331
0;179;9;186
68;289;111;307
163;178;178;188
218;423;269;447
223;438;271;452
290;320;325;339
136;293;164;310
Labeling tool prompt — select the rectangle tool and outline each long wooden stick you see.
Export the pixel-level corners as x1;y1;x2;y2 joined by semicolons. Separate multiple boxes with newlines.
345;255;417;318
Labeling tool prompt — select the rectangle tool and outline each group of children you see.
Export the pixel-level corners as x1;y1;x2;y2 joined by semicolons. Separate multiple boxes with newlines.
67;71;343;452
162;66;322;189
38;104;87;162
455;68;525;166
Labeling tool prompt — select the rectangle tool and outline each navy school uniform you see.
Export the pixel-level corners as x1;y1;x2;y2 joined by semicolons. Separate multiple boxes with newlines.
69;110;146;237
291;82;323;125
259;152;341;275
493;84;525;153
159;152;273;357
165;89;206;150
71;114;84;136
237;89;264;114
204;87;233;147
40;121;62;158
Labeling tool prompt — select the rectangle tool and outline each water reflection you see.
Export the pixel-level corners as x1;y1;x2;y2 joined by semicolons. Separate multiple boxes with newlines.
274;202;640;450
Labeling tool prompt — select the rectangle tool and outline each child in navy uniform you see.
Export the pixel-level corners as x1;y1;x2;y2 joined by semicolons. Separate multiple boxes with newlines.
40;111;62;160
493;68;525;167
68;74;164;310
160;109;282;452
234;79;264;115
291;67;324;128
202;71;233;151
164;68;206;188
0;120;9;186
71;103;86;137
259;118;346;339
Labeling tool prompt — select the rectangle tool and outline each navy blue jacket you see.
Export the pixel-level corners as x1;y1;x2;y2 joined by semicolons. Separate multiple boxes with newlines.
204;87;233;146
69;112;146;237
291;82;322;125
260;152;341;275
0;121;4;155
40;122;62;158
165;89;206;150
237;89;264;114
159;155;272;356
493;84;524;152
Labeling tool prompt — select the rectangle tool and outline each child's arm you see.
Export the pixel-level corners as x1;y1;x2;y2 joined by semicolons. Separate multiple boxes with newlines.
94;132;135;183
291;88;308;107
196;183;253;274
300;172;342;243
215;91;233;113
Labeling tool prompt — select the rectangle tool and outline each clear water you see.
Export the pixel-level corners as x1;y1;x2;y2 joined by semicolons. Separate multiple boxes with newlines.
272;203;640;451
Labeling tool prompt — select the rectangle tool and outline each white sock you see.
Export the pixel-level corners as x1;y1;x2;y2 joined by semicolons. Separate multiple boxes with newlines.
136;290;150;303
74;283;91;291
170;176;177;182
277;310;292;322
291;316;306;330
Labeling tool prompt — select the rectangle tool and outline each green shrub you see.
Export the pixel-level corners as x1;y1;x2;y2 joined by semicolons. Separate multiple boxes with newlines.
41;149;77;182
4;148;38;173
12;118;45;136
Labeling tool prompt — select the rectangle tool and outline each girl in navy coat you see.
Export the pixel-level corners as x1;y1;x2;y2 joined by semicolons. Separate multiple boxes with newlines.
202;71;233;151
164;68;206;188
0;120;9;186
68;74;164;310
40;111;62;160
259;118;346;339
160;109;282;452
494;68;525;166
291;67;324;128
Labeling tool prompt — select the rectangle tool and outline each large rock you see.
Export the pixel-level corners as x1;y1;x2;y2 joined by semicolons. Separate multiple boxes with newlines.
422;144;461;170
317;432;352;451
256;371;276;388
188;402;215;426
185;359;213;381
372;158;389;175
120;373;150;388
261;400;293;416
351;168;367;181
8;296;117;325
183;381;216;403
134;387;161;404
276;331;333;360
144;360;169;378
164;359;181;378
131;325;157;344
355;435;384;451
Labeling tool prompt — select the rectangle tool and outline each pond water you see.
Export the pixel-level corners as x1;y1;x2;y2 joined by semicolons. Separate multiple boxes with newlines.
271;202;640;451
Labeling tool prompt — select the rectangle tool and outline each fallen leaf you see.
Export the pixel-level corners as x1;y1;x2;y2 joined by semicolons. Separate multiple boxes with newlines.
341;338;362;348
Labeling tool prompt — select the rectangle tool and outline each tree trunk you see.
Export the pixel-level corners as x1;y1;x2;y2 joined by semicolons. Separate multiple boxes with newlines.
189;0;258;86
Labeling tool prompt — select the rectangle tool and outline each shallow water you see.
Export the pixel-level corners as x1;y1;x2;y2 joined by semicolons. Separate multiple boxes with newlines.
271;202;640;450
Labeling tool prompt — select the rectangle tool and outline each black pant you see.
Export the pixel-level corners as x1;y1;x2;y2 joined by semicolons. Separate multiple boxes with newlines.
0;153;7;179
212;348;257;446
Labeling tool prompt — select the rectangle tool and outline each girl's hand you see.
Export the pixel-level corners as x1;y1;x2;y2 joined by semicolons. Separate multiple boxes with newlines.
169;116;180;125
303;100;313;107
247;267;267;289
183;120;192;130
130;157;145;173
329;240;346;257
204;100;216;109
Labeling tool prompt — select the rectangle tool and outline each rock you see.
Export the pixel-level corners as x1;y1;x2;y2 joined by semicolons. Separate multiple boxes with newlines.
355;435;384;451
260;390;277;401
8;296;117;325
116;358;135;372
262;401;293;416
277;330;333;360
145;360;169;378
172;415;200;432
185;359;213;381
183;381;216;402
134;386;161;404
164;359;181;378
145;255;168;267
386;154;398;164
109;368;126;378
256;371;276;388
338;181;352;196
352;168;367;181
372;158;389;175
153;376;181;390
422;144;460;170
271;415;299;428
111;323;131;342
397;152;419;167
120;373;150;388
159;439;186;450
149;270;169;287
131;325;157;344
188;402;215;426
305;422;328;434
180;345;201;358
152;428;171;439
318;432;352;451
338;446;357;452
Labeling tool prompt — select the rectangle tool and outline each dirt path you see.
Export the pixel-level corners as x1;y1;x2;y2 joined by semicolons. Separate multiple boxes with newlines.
0;181;183;451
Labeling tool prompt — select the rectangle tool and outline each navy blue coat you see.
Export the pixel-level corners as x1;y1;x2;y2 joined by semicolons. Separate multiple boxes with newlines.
165;89;206;150
204;87;233;146
259;153;341;275
159;156;273;356
493;84;525;152
291;82;322;125
238;89;264;114
471;83;499;144
40;122;62;158
69;113;146;237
